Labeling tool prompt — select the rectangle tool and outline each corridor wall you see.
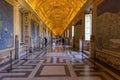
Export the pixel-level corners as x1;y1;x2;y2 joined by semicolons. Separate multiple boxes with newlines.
94;0;120;71
0;0;51;64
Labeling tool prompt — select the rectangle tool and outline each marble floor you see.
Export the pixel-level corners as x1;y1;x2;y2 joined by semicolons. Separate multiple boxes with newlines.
0;45;120;80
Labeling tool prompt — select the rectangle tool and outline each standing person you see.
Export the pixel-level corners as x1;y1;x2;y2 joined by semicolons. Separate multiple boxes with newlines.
52;39;56;50
62;37;65;45
44;37;47;47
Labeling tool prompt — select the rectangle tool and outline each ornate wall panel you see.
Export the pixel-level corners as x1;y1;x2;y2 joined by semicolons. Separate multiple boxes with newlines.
96;0;120;52
0;0;14;50
31;20;39;48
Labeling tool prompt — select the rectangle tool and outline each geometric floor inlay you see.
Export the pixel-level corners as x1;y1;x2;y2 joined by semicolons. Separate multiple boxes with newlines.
35;65;71;77
0;45;119;80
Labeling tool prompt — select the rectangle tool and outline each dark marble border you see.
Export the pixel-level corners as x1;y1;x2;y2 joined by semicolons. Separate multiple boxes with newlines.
0;59;17;68
56;57;66;63
95;58;120;76
70;58;89;66
75;70;106;80
0;47;46;80
73;65;95;70
34;51;45;58
43;58;52;63
0;49;43;68
35;65;71;77
0;55;40;73
73;64;118;80
28;61;40;64
0;71;31;80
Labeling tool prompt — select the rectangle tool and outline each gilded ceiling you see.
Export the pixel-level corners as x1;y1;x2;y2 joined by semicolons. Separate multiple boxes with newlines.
25;0;86;35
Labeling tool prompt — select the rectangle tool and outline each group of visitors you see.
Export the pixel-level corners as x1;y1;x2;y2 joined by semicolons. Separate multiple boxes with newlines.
43;37;65;47
52;37;65;45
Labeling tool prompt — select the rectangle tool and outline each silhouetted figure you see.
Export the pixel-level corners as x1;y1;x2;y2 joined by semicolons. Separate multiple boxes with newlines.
44;37;47;47
62;37;65;45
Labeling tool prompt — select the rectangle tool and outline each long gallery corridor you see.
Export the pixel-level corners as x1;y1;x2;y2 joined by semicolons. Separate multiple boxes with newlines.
0;44;119;80
0;0;120;80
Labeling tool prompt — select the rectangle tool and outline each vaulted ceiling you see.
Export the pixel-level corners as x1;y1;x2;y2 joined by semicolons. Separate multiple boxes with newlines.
25;0;86;35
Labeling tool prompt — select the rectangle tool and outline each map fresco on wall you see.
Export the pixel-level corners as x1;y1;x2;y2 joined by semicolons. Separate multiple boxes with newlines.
31;20;39;45
0;0;14;50
96;0;120;52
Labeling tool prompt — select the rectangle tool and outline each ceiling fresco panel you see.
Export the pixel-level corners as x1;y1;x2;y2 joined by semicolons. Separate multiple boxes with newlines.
25;0;86;35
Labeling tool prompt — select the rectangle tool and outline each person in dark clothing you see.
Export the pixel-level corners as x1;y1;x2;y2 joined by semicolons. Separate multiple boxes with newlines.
44;37;47;47
62;37;65;45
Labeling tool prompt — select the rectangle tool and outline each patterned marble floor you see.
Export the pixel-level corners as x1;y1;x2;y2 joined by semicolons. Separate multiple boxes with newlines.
0;45;119;80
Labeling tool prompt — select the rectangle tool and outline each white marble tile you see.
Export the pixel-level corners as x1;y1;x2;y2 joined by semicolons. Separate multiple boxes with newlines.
0;73;26;76
13;66;33;69
52;57;57;63
12;69;32;71
3;78;27;80
40;66;66;75
27;55;36;59
30;77;76;80
59;58;63;62
78;77;102;80
46;57;51;63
